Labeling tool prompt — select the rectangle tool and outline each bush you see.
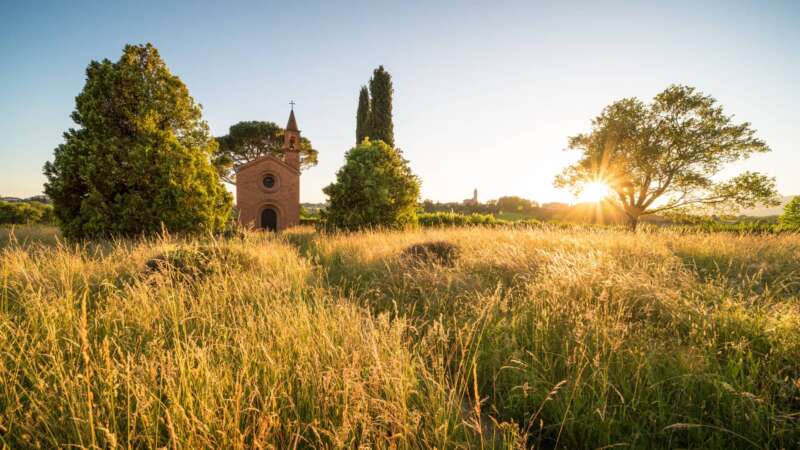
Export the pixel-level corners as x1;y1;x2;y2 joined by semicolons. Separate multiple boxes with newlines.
417;212;514;227
144;244;258;280
402;241;461;266
671;220;797;234
0;201;55;225
299;216;319;226
43;43;232;239
322;139;419;231
418;211;500;227
417;212;548;229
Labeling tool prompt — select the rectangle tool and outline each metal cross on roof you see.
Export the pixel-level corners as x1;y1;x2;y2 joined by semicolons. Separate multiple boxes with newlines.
289;100;295;110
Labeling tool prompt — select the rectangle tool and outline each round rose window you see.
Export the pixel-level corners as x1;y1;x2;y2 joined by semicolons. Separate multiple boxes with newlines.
262;174;276;189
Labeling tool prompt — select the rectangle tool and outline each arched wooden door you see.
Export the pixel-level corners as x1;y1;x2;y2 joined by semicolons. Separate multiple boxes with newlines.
260;208;278;231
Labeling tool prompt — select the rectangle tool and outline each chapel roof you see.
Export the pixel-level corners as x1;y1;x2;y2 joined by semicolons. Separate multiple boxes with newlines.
286;110;299;132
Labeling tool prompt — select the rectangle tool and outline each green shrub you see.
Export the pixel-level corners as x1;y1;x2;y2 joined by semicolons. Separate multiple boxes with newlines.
0;201;55;225
417;211;545;228
299;216;319;226
322;139;419;231
418;211;500;227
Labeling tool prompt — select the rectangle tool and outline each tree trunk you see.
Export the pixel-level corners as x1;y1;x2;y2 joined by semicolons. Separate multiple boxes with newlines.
626;215;639;232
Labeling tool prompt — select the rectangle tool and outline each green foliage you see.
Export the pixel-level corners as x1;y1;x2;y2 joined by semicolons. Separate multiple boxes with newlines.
418;211;544;228
355;85;370;144
298;217;319;227
780;196;800;229
418;211;501;227
0;201;55;225
365;66;394;147
556;84;780;229
677;220;783;234
496;195;537;212
299;206;321;227
43;44;231;239
323;139;419;231
212;120;318;183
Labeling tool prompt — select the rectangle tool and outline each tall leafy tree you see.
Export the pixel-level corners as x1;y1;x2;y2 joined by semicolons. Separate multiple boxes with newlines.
366;66;394;147
323;139;419;231
555;85;779;230
212;121;318;184
43;43;232;239
356;86;370;143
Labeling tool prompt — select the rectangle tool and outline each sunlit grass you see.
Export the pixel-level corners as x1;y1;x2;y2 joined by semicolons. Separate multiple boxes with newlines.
0;224;60;247
1;226;799;448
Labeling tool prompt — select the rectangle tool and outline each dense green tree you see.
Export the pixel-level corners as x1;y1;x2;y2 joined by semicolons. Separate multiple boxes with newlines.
555;85;779;230
780;196;800;229
366;66;394;147
43;44;232;239
212;121;318;183
356;86;370;144
496;196;537;212
322;139;419;231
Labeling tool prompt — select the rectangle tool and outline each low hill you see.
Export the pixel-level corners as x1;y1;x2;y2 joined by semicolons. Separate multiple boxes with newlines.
737;195;795;217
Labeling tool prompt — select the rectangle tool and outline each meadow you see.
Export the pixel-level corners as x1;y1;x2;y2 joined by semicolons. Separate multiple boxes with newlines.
1;225;799;449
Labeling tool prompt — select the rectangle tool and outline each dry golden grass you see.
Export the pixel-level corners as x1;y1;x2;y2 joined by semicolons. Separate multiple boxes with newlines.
1;225;799;448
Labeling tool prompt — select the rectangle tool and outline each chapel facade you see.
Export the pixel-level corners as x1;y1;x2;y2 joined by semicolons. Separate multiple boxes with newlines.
235;109;302;231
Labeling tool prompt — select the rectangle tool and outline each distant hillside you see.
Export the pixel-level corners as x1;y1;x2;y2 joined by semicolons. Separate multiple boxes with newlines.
301;203;327;213
1;195;50;204
738;195;795;217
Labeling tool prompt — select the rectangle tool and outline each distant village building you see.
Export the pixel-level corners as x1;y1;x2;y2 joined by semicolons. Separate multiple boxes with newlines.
235;108;302;231
463;188;479;206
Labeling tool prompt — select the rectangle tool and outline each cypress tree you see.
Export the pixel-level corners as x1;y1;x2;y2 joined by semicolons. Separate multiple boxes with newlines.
356;85;370;143
367;66;394;147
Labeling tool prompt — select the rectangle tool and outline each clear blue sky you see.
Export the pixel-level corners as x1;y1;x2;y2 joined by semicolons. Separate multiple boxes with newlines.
1;0;798;203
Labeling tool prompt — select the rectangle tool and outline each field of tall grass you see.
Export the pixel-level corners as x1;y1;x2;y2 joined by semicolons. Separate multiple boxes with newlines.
1;225;799;448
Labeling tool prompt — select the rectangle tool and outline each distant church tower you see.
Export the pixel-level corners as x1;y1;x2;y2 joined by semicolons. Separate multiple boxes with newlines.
463;188;479;206
234;107;302;231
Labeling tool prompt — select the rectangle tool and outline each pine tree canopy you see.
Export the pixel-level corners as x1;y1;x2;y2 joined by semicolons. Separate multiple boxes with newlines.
212;121;318;184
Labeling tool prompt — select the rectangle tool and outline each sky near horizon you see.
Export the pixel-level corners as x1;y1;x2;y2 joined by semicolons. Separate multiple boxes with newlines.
1;0;798;204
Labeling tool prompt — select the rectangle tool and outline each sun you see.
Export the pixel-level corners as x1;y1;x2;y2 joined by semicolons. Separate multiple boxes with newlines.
578;181;612;203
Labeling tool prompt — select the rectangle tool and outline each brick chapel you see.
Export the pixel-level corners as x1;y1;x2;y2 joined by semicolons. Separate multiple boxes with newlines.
235;108;303;231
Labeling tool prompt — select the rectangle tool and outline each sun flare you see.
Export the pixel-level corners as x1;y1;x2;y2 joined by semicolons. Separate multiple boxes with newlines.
578;181;612;203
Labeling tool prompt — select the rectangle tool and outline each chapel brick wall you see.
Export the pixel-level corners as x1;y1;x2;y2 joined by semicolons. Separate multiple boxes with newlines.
236;157;300;231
